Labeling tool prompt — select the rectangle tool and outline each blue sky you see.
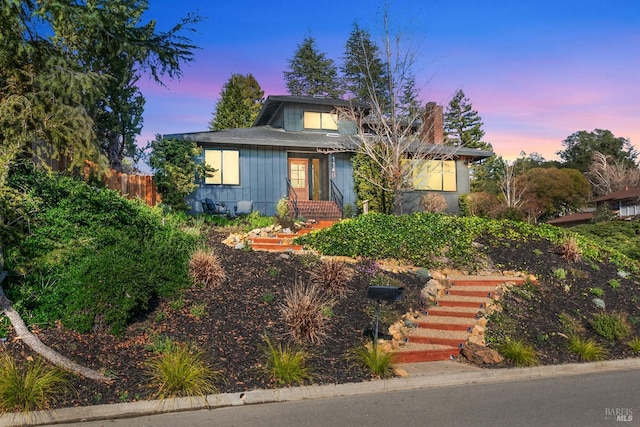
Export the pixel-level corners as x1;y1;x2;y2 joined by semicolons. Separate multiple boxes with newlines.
137;0;640;162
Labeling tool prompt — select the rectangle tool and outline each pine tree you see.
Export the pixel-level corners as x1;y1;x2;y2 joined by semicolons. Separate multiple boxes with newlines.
341;23;389;105
444;89;489;149
209;74;264;130
284;36;342;98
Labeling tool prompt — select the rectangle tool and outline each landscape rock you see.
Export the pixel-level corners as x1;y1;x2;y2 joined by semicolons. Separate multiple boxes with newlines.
461;342;503;365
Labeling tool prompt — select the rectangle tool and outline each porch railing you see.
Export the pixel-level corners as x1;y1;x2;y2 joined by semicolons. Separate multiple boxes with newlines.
330;179;344;218
286;178;300;218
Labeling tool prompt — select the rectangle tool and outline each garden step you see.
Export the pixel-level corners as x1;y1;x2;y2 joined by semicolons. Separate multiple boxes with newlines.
406;336;466;347
415;322;475;332
251;243;304;252
392;347;461;363
449;277;528;287
425;308;480;319
446;289;495;298
436;300;486;309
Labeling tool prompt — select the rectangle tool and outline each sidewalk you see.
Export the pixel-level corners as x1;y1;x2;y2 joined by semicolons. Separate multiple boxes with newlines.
2;358;639;427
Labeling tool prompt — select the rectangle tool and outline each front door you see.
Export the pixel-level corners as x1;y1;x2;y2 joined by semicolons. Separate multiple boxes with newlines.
288;158;309;200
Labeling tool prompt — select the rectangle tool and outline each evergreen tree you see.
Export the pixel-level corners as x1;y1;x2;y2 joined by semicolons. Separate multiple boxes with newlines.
341;23;389;105
557;129;637;173
209;73;264;130
49;0;201;171
284;36;342;98
444;89;489;149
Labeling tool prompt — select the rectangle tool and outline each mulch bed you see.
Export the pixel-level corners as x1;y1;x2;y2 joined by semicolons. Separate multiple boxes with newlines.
1;229;426;409
1;229;639;410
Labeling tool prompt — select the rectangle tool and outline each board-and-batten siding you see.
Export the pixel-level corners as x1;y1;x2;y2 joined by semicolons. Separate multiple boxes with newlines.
189;144;288;216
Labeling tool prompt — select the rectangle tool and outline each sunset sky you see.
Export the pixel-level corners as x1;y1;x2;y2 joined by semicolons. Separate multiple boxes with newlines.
137;0;639;163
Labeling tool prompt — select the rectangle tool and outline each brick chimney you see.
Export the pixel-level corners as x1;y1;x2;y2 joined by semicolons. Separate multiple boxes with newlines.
420;102;444;144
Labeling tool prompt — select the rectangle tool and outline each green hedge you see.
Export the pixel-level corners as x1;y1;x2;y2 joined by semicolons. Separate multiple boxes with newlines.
6;167;199;335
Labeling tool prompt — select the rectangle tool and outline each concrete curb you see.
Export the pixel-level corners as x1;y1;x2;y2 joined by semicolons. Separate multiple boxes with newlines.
1;358;639;426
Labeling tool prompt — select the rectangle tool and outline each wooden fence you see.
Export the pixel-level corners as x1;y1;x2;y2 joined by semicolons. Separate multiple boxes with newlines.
80;161;160;206
32;144;161;206
99;168;161;206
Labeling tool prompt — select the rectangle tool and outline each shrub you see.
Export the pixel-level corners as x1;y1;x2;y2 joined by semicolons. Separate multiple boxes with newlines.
420;193;448;213
188;249;226;288
280;280;333;344
145;334;177;353
560;236;582;262
0;356;69;413
589;287;604;298
628;337;640;353
567;335;607;361
260;334;313;386
145;343;219;398
275;197;290;218
190;303;208;319
354;257;380;277
498;339;539;366
608;279;621;289
308;259;354;297
552;268;567;280
590;312;632;341
558;313;585;335
349;342;394;378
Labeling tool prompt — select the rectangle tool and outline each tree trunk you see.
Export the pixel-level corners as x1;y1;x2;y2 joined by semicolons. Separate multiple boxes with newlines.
0;271;112;383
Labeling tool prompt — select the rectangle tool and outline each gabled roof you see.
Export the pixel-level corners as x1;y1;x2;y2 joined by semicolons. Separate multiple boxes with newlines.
253;95;370;127
547;211;594;226
591;185;640;203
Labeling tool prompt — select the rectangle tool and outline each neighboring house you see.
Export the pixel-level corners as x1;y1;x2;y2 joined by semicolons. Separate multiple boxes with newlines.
164;95;493;219
591;185;640;217
548;185;640;227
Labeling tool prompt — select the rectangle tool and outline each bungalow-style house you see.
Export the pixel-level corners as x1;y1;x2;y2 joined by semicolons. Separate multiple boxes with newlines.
164;95;493;219
548;185;640;227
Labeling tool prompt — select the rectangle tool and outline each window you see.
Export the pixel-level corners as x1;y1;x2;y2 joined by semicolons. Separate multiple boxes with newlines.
303;111;338;130
411;160;457;191
204;149;240;185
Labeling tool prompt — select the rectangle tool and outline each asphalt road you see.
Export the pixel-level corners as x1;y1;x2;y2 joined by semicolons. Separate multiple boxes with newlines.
69;369;638;427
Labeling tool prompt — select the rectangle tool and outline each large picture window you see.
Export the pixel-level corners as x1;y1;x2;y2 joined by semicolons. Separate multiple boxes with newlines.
303;111;338;130
204;149;240;185
411;159;457;191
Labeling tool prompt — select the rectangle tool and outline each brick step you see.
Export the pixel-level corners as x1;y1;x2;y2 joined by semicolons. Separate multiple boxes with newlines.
392;348;461;363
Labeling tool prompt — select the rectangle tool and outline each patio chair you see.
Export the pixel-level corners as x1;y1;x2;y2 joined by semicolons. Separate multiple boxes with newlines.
201;198;229;216
233;200;253;217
